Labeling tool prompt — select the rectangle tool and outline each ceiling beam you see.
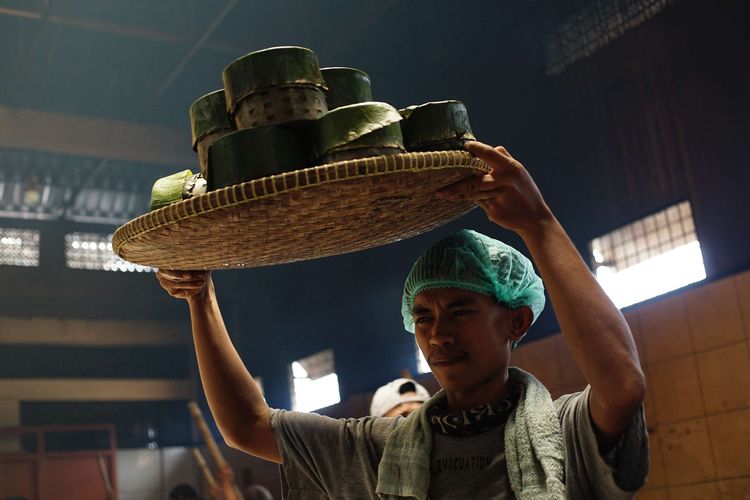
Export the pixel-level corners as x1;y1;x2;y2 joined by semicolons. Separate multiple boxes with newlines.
154;0;238;100
0;105;195;166
10;0;56;89
0;317;190;346
0;379;192;401
0;5;244;54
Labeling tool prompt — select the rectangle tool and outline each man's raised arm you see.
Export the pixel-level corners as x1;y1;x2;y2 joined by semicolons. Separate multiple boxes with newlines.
156;270;281;463
438;142;646;452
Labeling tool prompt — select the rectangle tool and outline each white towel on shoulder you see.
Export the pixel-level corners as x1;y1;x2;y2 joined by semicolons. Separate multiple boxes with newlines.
376;367;566;499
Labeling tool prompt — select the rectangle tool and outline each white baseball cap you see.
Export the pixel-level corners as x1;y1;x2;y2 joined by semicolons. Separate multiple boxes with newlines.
369;378;430;417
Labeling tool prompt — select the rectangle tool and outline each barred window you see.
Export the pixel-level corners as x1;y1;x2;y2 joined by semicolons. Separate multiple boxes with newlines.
545;0;676;76
65;232;154;272
0;228;40;267
590;201;705;308
289;349;340;412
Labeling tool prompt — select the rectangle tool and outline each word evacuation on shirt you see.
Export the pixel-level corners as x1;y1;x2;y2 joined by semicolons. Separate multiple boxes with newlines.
434;455;493;474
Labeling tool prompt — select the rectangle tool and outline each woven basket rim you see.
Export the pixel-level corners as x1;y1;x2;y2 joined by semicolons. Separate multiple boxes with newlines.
113;150;488;268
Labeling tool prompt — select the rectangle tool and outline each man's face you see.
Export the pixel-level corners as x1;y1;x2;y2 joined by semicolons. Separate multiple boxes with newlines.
412;288;515;396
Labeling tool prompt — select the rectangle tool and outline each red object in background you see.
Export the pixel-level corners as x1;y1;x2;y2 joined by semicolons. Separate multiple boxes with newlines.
0;424;117;500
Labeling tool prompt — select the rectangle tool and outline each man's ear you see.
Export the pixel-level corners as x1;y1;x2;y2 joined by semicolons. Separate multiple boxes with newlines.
509;306;533;342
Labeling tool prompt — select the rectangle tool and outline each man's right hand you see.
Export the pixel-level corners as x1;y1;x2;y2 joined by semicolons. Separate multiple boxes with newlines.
156;269;212;302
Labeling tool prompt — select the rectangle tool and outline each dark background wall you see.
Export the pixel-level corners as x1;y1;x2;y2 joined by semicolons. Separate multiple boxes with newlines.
0;0;748;440
230;0;750;407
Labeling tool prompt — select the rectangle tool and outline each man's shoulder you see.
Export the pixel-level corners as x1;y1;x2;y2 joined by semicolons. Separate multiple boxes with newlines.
552;385;590;417
270;408;401;440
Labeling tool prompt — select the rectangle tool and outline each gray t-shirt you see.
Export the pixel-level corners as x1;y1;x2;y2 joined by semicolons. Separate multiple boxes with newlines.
429;424;511;498
245;484;275;500
270;385;649;499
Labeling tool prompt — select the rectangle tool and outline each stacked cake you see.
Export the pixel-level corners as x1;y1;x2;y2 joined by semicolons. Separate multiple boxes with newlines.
150;46;476;211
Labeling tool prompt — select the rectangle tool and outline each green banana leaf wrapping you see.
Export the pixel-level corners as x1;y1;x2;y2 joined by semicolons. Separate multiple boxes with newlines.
327;123;404;153
321;67;373;110
150;170;194;211
222;46;327;114
312;102;403;158
398;105;418;120
400;100;476;151
189;90;234;150
206;125;309;190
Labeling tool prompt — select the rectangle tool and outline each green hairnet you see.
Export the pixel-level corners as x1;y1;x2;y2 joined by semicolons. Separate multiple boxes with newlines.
401;229;546;338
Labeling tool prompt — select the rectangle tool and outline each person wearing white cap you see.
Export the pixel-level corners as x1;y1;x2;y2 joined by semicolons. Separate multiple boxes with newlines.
156;141;648;499
370;378;430;418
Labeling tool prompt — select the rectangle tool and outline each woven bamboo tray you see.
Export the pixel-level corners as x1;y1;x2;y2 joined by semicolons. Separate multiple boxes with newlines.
113;151;489;270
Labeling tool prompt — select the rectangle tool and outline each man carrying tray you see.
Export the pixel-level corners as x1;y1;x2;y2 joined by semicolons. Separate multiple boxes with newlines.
157;141;649;499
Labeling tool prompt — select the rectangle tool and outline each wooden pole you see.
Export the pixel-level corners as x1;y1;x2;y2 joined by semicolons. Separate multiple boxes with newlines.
187;401;244;500
191;448;216;492
187;401;226;468
97;453;114;500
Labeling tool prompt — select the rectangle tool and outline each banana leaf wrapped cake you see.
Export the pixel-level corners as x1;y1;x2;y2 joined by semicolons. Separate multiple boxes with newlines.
189;89;235;176
400;100;475;152
206;125;309;190
223;46;328;129
312;102;405;164
321;67;373;110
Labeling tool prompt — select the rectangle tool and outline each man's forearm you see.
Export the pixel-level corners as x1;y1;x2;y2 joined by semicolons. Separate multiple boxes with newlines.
519;217;645;408
188;284;278;460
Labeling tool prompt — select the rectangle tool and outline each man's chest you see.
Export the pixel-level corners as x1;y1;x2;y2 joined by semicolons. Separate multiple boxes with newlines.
428;426;513;499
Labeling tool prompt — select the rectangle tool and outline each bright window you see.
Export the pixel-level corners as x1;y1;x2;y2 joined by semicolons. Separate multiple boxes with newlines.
590;201;706;308
416;344;430;374
289;349;340;412
0;228;40;267
65;232;154;272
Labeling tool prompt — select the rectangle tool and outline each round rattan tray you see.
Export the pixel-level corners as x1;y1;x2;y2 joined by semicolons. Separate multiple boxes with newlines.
113;150;489;270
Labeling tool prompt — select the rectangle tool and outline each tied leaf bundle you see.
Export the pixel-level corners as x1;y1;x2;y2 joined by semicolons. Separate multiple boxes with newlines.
150;170;195;211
